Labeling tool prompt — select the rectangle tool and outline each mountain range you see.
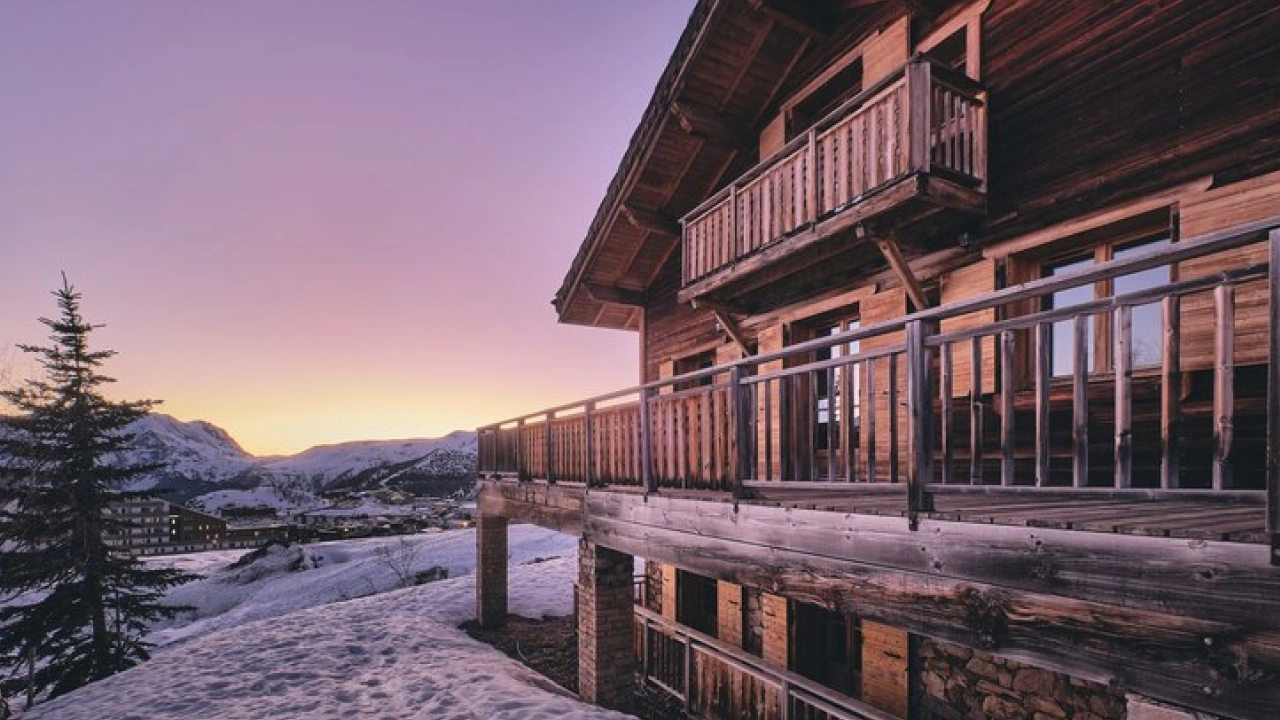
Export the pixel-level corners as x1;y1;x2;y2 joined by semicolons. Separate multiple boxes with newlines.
117;414;477;511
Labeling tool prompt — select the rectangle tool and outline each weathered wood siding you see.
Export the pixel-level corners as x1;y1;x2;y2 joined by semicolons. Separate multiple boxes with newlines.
644;258;720;384
1179;170;1280;370
861;621;909;717
939;259;998;397
861;288;908;479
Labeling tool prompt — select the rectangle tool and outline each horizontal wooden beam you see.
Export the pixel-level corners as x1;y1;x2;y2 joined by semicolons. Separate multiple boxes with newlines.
583;282;646;307
690;296;751;316
584;494;1280;720
669;99;752;148
747;0;830;38
477;480;585;536
620;203;681;238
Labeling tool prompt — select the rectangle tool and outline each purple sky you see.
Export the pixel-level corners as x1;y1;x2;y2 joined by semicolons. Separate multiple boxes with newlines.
0;1;693;455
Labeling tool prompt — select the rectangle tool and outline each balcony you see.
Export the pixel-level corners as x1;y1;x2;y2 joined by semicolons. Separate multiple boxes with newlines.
680;57;987;307
481;219;1280;554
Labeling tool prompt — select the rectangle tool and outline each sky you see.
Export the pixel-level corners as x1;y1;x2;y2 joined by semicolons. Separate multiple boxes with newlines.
0;1;694;456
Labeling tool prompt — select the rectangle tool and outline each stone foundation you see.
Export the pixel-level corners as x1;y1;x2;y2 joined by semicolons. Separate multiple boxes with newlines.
916;640;1128;720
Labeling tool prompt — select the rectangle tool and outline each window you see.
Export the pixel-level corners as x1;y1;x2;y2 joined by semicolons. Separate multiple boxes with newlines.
676;570;718;638
673;349;715;392
1042;223;1172;376
790;601;860;696
787;59;863;141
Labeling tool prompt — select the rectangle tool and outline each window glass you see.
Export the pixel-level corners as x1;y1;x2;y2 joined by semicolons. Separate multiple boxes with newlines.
1049;256;1096;376
1113;238;1171;368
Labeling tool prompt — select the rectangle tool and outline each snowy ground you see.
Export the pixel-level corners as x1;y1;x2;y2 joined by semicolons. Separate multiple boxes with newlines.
15;527;633;720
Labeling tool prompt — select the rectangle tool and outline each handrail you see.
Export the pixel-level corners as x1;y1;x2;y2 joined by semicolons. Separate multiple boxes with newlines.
635;605;899;720
482;214;1280;431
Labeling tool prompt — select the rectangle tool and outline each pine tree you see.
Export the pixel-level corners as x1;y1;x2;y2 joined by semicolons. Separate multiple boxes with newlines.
0;277;196;703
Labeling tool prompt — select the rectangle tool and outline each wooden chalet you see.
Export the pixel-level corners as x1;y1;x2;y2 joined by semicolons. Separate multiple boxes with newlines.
475;2;1280;719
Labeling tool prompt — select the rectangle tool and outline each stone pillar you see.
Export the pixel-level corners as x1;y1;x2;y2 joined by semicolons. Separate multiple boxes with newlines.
475;513;508;628
578;539;636;711
1127;694;1218;720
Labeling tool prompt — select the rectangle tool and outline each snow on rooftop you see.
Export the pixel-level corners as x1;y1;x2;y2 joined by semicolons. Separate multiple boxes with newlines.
16;526;631;720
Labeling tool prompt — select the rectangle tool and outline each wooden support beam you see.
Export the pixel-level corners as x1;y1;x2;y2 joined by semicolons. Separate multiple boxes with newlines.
669;99;751;148
872;230;931;311
620;203;681;238
584;493;1280;720
712;310;752;356
477;480;585;536
583;282;646;307
747;0;830;38
691;296;752;317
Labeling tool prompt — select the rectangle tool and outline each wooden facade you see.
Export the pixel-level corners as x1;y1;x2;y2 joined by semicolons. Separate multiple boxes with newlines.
487;2;1280;719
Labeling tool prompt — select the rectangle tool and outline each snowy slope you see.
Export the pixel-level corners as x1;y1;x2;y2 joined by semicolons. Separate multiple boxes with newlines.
16;527;630;720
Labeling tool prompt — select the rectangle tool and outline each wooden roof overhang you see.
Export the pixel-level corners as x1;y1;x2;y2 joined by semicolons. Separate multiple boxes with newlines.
553;0;935;330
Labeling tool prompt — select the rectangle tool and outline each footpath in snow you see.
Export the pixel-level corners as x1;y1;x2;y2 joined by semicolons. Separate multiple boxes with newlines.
16;526;634;720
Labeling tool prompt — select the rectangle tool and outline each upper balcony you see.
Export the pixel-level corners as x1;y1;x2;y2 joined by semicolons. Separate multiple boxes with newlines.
680;57;987;309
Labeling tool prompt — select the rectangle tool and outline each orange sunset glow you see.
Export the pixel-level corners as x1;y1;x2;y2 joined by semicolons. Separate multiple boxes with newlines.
0;2;694;455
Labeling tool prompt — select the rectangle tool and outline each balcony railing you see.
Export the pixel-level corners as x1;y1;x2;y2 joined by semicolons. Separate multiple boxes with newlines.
636;606;898;720
480;218;1280;549
682;56;986;287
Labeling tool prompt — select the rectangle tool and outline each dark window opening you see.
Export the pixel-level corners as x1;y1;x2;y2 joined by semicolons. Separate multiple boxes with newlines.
788;59;864;141
677;570;719;638
790;600;860;696
674;349;716;391
925;27;967;74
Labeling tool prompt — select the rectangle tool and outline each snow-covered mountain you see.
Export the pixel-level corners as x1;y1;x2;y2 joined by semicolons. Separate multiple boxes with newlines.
117;414;477;508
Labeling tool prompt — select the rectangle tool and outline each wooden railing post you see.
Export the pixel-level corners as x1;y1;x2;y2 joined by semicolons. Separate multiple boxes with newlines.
515;419;524;480
806;129;818;223
1268;228;1280;564
584;401;596;488
906;58;932;175
641;388;655;495
906;319;937;529
730;365;752;499
545;410;556;484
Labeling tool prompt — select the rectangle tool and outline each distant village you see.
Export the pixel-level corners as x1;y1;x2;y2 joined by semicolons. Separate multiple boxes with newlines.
106;489;478;556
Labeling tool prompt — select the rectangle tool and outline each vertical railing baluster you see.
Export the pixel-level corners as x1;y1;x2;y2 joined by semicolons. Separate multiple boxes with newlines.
1115;306;1133;488
764;378;774;481
809;369;819;480
584;402;595;488
546;411;556;484
970;336;983;484
907;320;936;528
940;343;954;485
889;354;900;483
515;420;524;478
1266;228;1280;565
1000;330;1016;486
1073;315;1090;488
866;359;878;482
1214;284;1235;490
1161;295;1182;489
843;358;857;482
1034;322;1051;487
731;366;751;499
827;366;837;482
641;388;654;494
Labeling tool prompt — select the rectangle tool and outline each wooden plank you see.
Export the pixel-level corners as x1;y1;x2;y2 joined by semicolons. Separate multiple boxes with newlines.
1034;322;1051;487
1073;315;1090;488
969;335;983;484
940;343;953;485
1214;284;1235;490
1115;305;1133;488
906;319;935;526
584;497;1280;720
1270;229;1280;563
1000;330;1015;486
1161;295;1182;489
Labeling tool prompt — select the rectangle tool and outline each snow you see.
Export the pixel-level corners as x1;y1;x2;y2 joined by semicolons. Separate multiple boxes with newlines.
15;526;631;720
193;485;326;514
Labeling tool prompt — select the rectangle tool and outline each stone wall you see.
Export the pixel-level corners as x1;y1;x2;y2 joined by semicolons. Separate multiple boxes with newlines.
916;640;1128;720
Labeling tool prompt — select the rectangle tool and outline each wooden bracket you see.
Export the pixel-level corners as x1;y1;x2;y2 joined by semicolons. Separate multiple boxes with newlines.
870;229;931;312
584;282;646;307
669;100;751;148
747;0;830;37
620;203;681;238
713;310;753;356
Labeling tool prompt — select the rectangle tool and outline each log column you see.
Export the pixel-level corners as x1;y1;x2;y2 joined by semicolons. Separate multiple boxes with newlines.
578;539;636;711
475;513;508;628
